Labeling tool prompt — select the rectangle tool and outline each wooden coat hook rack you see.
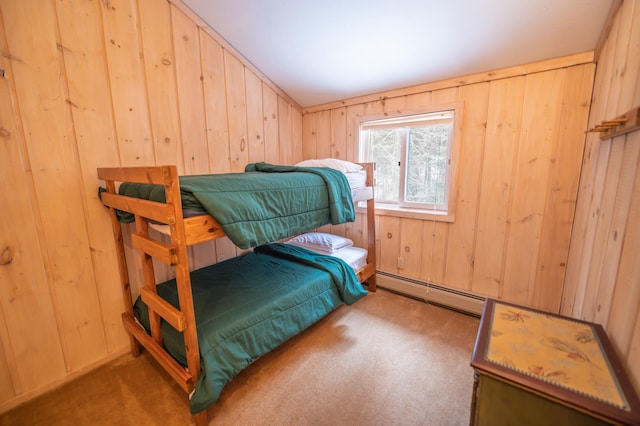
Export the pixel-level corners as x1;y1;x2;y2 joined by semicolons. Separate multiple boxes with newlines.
588;106;640;140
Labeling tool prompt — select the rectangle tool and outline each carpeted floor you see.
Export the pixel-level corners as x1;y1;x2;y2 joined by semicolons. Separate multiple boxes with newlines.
0;288;480;426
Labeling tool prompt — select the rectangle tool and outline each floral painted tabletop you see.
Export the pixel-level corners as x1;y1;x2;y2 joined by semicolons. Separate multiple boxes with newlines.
484;302;629;411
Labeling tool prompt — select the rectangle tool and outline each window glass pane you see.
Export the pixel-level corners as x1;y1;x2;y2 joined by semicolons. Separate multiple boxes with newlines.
367;128;401;204
405;124;450;206
359;107;456;216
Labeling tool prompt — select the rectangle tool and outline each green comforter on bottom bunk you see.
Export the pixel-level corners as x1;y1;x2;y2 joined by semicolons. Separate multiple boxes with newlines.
117;162;355;249
133;243;367;414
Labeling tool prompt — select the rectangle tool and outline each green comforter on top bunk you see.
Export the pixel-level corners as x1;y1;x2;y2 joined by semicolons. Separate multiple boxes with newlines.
133;243;368;414
117;162;355;249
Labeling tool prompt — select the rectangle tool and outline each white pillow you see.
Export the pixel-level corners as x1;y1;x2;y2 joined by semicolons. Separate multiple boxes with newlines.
295;158;363;174
286;232;353;254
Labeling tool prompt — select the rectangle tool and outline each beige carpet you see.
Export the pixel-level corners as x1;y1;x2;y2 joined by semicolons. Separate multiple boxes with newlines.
0;288;480;426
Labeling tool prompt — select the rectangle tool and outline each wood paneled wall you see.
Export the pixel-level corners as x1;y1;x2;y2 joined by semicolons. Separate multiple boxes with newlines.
303;55;595;314
0;0;301;411
563;0;640;391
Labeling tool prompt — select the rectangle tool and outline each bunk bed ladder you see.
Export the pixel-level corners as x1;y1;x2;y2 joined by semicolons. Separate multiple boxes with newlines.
98;166;209;426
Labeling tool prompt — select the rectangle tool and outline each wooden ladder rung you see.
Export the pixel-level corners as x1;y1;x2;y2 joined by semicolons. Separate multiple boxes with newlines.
140;287;187;332
121;313;193;393
100;192;176;224
132;233;177;265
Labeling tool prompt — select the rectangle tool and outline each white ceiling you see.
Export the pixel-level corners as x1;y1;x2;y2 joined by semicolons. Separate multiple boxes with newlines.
182;0;615;108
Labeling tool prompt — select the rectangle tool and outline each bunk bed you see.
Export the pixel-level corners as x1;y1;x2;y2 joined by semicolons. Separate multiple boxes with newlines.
97;161;376;426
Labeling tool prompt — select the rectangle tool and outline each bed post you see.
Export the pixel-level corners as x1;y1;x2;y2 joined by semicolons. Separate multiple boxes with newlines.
162;167;207;425
104;180;141;356
363;163;377;291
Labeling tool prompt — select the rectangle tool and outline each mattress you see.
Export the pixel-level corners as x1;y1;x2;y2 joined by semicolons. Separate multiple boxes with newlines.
285;242;368;271
332;246;368;271
133;243;367;414
117;163;356;248
346;170;374;202
146;168;372;237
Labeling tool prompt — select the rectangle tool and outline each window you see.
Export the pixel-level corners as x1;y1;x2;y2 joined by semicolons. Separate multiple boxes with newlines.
358;106;460;221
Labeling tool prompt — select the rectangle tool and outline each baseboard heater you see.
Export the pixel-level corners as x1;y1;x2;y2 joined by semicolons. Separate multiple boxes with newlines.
376;271;485;316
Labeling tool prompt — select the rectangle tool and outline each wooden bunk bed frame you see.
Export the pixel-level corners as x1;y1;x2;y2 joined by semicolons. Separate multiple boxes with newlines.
97;163;376;426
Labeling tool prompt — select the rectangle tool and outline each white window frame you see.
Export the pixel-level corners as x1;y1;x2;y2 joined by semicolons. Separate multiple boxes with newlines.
355;102;463;223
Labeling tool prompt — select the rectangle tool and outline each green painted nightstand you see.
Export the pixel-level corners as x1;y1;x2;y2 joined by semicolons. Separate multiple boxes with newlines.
470;299;640;425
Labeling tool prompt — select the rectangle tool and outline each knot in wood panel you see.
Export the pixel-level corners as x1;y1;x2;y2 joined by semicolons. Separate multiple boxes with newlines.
0;246;13;265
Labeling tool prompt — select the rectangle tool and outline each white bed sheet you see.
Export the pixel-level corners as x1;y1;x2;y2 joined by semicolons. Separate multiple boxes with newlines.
284;241;368;272
331;246;368;271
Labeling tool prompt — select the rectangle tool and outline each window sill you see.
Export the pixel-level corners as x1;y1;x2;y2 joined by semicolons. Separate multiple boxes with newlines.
357;204;455;223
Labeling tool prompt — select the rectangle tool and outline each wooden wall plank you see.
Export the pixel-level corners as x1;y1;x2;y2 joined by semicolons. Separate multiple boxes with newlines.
614;0;640;112
245;69;265;163
345;212;365;249
170;5;214;269
171;6;208;174
561;132;605;316
291;107;303;163
501;69;564;306
194;33;232;272
382;95;407;113
345;103;365;161
55;0;127;353
533;64;595;312
444;82;489;291
562;35;616;316
405;92;432;109
374;215;381;272
138;0;183;171
378;216;400;273
328;223;347;239
471;77;525;298
596;132;640;342
278;96;292;164
330;107;347;159
428;221;448;285
399;218;424;279
263;84;280;164
581;136;625;318
419;222;434;282
301;112;317;161
315;110;332;159
593;136;640;325
224;51;248;172
200;32;230;173
101;0;154;166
